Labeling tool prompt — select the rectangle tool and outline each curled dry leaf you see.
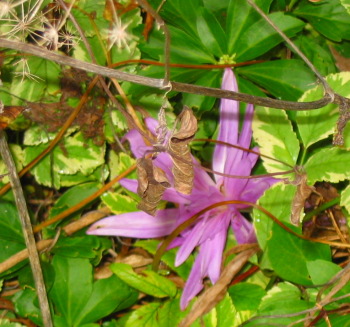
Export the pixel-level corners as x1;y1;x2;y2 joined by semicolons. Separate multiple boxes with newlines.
291;172;315;226
168;107;197;195
136;157;170;216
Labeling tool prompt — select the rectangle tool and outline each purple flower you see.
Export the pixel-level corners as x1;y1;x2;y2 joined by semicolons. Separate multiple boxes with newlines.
87;68;275;309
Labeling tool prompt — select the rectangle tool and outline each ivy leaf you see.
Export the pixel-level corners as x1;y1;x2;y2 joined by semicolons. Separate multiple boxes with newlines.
237;60;316;101
295;72;350;151
235;12;305;62
294;0;350;42
110;263;177;298
252;106;299;173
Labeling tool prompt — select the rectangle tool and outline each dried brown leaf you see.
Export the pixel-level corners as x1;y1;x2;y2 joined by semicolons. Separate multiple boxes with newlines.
136;157;170;216
291;173;314;226
168;107;197;195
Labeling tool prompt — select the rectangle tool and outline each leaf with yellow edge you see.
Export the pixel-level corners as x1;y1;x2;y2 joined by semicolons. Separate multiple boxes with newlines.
340;183;350;213
252;106;299;173
305;147;350;184
296;72;350;150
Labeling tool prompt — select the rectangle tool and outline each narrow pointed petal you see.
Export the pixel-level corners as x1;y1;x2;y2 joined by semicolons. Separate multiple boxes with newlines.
230;210;256;244
204;232;226;283
213;68;239;183
238;103;254;149
180;250;206;310
87;209;178;238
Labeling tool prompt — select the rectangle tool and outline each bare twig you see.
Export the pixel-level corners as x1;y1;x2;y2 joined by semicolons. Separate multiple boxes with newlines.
0;38;335;110
246;0;334;100
0;130;53;327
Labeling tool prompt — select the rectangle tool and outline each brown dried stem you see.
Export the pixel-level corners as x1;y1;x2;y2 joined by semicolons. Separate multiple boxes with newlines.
0;130;53;327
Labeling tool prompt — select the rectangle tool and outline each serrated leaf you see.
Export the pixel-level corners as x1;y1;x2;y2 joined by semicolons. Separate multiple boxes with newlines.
254;183;297;249
252;107;299;173
101;192;138;214
268;222;330;285
305;147;350;184
295;72;350;150
294;0;350;42
110;263;177;298
235;12;305;61
237;60;316;101
50;256;93;326
340;184;350;213
228;283;266;312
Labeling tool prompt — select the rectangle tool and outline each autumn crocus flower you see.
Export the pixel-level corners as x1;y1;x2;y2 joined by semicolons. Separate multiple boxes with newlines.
87;68;275;309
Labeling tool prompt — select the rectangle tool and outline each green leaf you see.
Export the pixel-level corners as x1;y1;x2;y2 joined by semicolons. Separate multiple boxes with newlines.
295;72;350;150
74;275;138;325
13;288;42;326
0;319;25;327
117;297;187;327
50;256;93;326
160;0;202;39
235;12;305;62
135;240;194;280
182;70;221;112
237;60;316;101
196;8;227;57
110;263;177;298
268;222;330;285
340;0;350;13
292;35;337;76
0;202;26;277
49;182;100;219
252;106;299;173
215;294;239;327
307;260;341;285
228;283;266;311
341;184;350;213
51;236;104;259
294;0;350;42
305;147;350;184
226;0;273;54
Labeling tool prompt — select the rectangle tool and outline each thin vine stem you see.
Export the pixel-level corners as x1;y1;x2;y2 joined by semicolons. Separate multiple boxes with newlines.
0;38;336;110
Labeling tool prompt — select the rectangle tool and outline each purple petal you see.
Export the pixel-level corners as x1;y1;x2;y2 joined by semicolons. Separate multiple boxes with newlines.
122;129;151;158
145;117;158;134
240;177;278;204
213;68;239;183
87;209;178;238
238;103;254;149
180;251;205;310
230;209;256;244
